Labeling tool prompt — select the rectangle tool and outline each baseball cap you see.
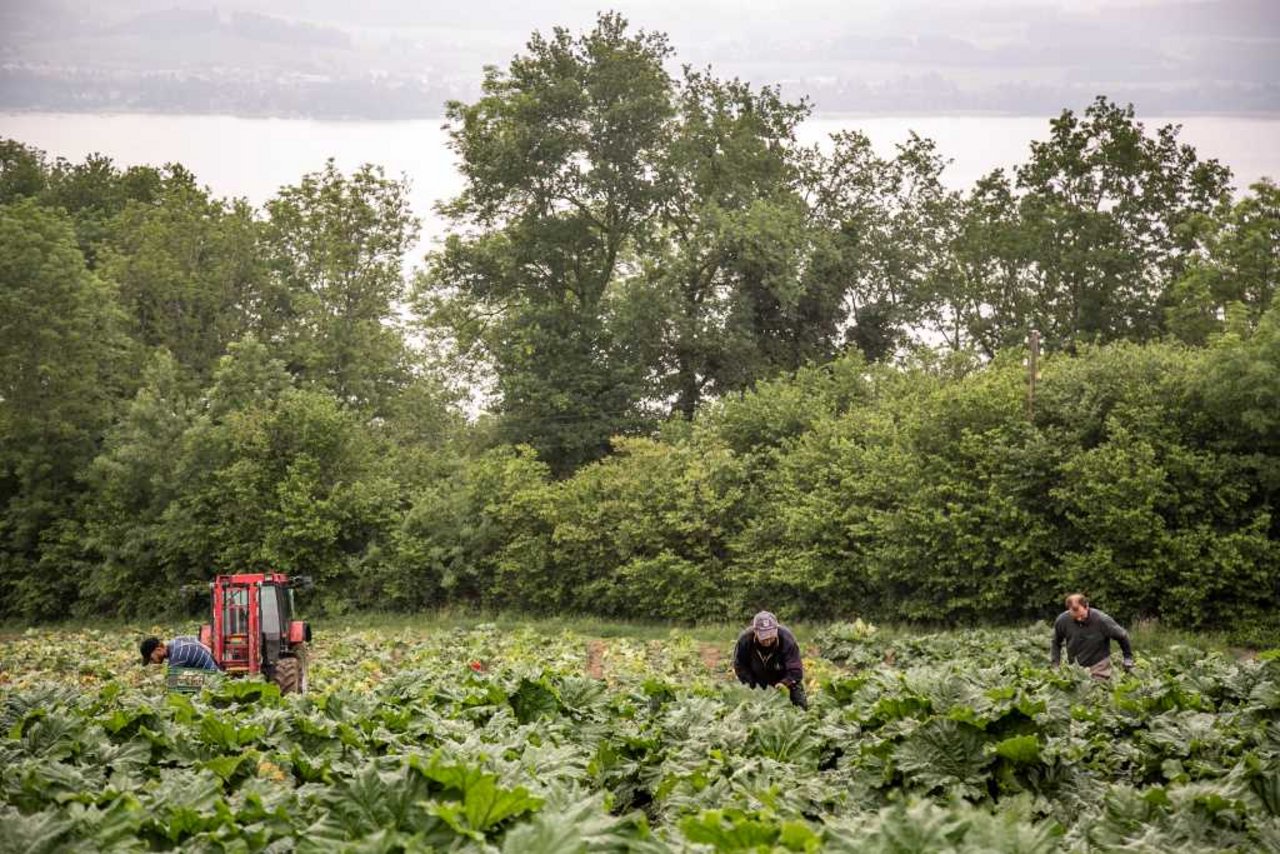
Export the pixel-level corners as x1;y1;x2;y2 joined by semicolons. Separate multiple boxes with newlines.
752;611;779;640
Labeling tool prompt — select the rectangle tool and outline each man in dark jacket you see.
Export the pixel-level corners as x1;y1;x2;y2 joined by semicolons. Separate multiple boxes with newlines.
1050;593;1134;680
733;611;807;708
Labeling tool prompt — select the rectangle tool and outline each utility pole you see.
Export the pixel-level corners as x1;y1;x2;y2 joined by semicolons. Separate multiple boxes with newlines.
1027;329;1040;422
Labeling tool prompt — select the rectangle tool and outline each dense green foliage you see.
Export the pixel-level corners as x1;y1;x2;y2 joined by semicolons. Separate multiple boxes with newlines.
2;623;1278;851
0;13;1277;641
377;338;1280;638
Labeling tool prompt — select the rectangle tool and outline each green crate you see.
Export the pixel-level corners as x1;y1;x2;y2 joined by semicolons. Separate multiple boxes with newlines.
166;666;218;694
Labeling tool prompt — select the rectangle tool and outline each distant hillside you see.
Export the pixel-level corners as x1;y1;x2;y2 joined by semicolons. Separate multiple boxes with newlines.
1;0;1277;119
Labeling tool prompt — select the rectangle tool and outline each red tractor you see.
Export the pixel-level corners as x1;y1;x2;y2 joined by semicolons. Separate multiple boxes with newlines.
190;572;313;694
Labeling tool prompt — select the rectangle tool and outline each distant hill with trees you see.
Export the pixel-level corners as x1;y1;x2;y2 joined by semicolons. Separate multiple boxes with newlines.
2;1;1276;118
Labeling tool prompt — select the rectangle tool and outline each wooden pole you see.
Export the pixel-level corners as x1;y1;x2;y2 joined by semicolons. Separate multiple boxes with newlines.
1027;328;1040;422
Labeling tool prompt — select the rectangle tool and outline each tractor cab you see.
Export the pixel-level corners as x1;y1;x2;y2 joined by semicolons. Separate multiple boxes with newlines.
196;573;312;693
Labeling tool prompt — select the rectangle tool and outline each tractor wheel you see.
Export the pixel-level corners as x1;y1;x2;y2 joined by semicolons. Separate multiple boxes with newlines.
273;652;306;695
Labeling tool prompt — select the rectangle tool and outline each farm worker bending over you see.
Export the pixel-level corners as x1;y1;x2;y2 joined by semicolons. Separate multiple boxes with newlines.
1050;593;1134;680
733;611;807;708
140;636;219;670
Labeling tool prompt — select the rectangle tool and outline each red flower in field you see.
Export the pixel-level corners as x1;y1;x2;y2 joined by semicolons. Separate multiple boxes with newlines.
469;660;485;672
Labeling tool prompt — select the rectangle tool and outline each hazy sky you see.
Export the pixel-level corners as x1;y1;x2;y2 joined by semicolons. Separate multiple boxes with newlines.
2;0;1277;115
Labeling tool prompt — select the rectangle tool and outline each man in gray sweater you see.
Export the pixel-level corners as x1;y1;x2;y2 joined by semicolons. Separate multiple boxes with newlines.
1050;593;1134;680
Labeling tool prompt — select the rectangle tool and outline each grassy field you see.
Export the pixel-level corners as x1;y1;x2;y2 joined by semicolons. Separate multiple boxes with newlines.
1;617;1276;851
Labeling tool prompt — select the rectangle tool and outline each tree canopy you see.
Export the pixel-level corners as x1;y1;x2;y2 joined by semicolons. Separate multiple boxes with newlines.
0;16;1276;640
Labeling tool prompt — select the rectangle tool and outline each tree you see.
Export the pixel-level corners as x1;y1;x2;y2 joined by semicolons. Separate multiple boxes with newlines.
803;131;958;361
1011;97;1232;351
0;139;48;203
263;160;419;414
419;13;675;474
421;14;850;472
76;350;198;616
97;170;266;381
638;70;822;418
157;339;403;613
42;153;167;267
1167;179;1279;345
942;171;1037;358
0;200;131;618
1195;305;1280;455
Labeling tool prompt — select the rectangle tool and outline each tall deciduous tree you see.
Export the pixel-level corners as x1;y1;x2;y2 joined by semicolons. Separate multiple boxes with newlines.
0;200;130;617
153;338;402;612
1167;178;1279;344
420;14;845;471
419;13;676;474
0;139;48;203
98;170;266;381
803;131;958;361
1011;97;1231;351
639;71;820;418
76;350;197;616
946;172;1038;358
42;153;167;268
263;160;419;414
933;98;1233;357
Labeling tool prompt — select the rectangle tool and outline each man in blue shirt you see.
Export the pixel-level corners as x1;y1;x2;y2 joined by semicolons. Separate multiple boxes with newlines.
140;636;220;670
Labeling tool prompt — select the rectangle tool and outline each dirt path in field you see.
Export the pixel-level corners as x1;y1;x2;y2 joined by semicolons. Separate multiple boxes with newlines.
700;644;723;675
586;639;606;679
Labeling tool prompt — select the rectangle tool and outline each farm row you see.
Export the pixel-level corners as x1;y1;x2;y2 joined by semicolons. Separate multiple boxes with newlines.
1;623;1278;851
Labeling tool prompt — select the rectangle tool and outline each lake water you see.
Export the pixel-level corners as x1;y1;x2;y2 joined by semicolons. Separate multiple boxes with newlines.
3;112;1278;262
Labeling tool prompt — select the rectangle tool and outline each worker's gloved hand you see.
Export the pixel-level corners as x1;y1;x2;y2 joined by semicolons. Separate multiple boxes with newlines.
1122;658;1135;672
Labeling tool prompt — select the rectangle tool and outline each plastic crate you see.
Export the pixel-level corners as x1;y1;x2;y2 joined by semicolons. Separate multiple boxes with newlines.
166;666;217;694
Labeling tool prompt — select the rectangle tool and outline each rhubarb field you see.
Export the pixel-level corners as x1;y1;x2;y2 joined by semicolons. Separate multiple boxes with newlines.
2;622;1278;852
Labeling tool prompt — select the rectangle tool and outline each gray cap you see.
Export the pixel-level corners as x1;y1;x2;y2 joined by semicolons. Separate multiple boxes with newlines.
752;611;778;640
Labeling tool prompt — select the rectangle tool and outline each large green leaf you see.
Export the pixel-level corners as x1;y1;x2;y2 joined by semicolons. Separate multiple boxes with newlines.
0;807;73;854
824;801;967;853
499;794;660;854
198;716;265;751
748;716;820;766
679;809;781;851
199;753;252;783
510;677;561;724
993;734;1042;765
893;719;991;798
426;774;542;839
